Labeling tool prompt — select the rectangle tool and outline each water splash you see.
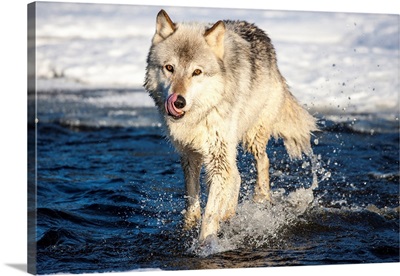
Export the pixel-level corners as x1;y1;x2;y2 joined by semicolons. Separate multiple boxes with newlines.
189;152;327;256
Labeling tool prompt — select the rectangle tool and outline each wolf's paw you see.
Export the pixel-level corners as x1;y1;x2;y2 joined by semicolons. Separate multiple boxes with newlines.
253;192;273;205
197;234;219;257
253;193;274;208
182;206;201;230
183;216;200;230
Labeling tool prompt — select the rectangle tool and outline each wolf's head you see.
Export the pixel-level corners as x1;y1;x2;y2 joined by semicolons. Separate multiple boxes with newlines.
144;10;226;123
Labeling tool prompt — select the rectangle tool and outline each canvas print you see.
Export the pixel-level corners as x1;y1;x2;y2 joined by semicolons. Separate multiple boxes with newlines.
28;1;399;274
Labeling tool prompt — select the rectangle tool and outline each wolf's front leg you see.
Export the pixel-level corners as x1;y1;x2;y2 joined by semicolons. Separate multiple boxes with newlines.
199;143;240;243
181;150;202;230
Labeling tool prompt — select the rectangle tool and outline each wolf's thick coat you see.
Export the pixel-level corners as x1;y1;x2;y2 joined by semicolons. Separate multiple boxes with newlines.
144;10;317;244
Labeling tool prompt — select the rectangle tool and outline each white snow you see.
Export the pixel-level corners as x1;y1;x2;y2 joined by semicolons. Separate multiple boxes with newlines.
34;2;399;114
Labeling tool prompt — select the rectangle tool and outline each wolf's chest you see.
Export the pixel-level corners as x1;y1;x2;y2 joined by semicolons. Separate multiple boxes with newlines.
167;114;236;156
168;121;209;153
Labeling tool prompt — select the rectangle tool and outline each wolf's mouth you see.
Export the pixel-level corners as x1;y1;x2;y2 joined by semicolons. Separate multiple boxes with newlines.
165;94;185;120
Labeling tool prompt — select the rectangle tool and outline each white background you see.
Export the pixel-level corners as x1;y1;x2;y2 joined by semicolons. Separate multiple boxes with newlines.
0;0;399;276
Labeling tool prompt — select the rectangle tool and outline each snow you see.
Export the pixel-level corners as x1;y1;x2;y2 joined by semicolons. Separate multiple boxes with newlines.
33;2;399;114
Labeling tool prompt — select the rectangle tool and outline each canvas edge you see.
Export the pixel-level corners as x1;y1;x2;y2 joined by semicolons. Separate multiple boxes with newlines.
27;1;37;275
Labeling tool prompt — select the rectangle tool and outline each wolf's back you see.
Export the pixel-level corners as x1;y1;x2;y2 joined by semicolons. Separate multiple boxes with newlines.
224;20;278;71
225;20;317;158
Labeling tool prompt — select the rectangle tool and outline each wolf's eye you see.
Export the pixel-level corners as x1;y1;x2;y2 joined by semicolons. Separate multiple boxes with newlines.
165;64;174;73
192;69;202;76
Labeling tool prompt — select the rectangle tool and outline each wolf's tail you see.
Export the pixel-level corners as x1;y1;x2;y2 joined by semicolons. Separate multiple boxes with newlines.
272;91;318;159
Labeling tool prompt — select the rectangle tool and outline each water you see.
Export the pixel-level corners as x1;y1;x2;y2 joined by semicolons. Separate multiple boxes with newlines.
30;89;399;274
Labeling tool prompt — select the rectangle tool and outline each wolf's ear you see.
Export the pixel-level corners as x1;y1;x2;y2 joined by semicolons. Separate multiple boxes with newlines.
204;21;225;59
153;10;176;44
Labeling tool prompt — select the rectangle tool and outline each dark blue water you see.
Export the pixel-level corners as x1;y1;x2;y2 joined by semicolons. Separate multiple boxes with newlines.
29;90;399;274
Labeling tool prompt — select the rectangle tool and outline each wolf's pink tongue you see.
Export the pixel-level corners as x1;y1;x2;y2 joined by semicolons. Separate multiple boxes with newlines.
165;93;183;117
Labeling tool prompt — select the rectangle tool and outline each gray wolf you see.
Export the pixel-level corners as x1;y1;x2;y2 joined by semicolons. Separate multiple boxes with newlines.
144;10;317;246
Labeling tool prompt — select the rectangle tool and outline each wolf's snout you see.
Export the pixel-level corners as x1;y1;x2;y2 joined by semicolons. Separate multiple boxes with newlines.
174;95;186;109
165;93;186;119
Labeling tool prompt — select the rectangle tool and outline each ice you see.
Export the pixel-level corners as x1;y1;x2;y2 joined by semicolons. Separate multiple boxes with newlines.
33;2;399;115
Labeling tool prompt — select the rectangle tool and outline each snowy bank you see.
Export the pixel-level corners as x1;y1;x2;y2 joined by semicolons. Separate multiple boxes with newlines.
33;3;399;114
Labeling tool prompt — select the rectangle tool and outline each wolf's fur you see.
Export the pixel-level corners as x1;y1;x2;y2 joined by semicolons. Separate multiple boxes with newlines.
144;10;317;243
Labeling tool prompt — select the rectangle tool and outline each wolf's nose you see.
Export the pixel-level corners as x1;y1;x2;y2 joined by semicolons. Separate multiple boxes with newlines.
174;95;186;109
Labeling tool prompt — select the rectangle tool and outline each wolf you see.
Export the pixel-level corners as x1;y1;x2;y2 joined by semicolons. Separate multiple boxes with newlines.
144;10;317;245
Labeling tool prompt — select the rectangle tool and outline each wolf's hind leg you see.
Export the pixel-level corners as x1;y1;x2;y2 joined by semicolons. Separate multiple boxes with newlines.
253;150;271;203
251;143;272;203
181;150;202;230
245;125;272;203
